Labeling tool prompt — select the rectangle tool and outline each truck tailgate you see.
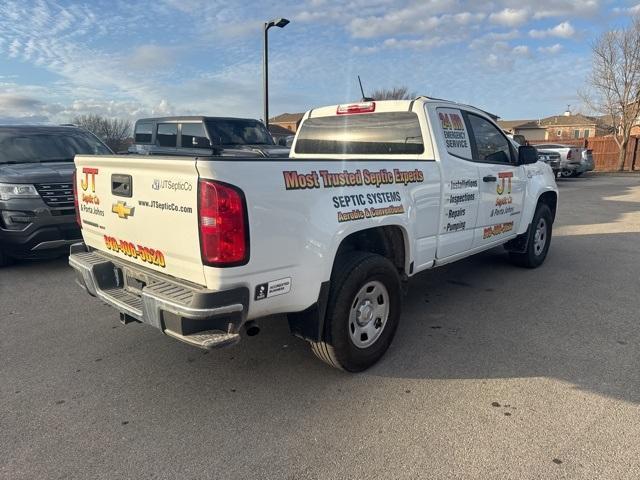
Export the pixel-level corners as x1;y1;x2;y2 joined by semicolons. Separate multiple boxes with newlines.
74;155;205;286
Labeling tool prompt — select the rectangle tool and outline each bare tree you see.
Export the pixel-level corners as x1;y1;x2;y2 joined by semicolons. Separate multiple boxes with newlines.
581;16;640;171
72;114;132;152
371;86;416;100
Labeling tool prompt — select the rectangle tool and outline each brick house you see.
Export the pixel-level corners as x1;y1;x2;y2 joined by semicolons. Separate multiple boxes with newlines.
538;113;611;140
269;112;305;133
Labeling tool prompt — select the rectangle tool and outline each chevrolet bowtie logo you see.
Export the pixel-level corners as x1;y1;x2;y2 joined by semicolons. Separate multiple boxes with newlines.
112;201;135;219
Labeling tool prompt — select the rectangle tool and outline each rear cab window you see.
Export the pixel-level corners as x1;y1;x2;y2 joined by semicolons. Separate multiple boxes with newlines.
157;123;177;147
180;123;211;149
294;111;425;156
436;108;472;160
134;123;153;143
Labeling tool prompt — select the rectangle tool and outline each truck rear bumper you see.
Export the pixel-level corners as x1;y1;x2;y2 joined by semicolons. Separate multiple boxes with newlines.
68;243;249;349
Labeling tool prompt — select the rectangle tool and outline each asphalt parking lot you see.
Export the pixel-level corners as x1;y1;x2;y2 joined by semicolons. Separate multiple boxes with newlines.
1;174;639;480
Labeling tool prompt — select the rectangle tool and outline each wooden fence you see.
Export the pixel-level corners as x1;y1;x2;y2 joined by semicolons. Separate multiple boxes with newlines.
529;136;640;171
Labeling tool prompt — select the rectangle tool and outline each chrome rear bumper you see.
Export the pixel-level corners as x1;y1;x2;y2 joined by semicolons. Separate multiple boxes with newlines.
68;243;249;349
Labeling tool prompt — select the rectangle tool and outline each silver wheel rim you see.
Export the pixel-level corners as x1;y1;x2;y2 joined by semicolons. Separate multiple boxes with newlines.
533;217;547;256
560;170;572;177
348;280;390;349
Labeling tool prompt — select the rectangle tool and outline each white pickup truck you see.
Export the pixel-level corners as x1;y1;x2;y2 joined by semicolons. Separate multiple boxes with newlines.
70;98;558;371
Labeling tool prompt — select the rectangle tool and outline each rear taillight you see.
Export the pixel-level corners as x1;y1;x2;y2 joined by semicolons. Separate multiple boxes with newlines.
72;169;81;228
198;179;248;266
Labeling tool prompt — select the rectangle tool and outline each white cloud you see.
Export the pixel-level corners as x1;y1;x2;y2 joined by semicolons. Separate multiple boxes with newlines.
529;21;576;39
127;45;179;71
469;30;520;50
489;8;529;27
348;7;485;39
532;0;600;19
538;43;563;54
512;45;530;56
613;4;640;15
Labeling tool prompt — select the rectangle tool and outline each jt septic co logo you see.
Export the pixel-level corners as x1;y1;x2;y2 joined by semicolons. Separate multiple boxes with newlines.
81;168;99;192
496;171;513;195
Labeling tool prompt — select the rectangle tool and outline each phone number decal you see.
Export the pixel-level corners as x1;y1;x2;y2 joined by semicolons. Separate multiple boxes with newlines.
104;235;166;268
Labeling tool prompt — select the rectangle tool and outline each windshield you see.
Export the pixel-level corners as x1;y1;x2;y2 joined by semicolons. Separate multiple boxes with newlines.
205;119;274;146
0;131;112;164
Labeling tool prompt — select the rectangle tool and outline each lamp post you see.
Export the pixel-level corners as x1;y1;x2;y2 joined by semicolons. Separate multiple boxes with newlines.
263;18;289;130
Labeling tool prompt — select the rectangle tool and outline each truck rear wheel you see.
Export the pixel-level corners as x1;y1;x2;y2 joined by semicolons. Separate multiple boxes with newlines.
310;252;401;372
509;204;552;268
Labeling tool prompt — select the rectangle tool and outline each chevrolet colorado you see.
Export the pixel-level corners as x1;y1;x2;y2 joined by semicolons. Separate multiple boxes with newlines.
69;98;558;371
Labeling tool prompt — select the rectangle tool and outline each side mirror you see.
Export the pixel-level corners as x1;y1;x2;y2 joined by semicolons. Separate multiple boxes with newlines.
518;145;538;165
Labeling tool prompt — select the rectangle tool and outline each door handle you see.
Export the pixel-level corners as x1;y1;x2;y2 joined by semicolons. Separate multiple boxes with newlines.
483;175;497;182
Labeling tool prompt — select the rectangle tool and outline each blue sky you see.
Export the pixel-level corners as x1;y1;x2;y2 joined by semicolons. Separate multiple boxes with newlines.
0;0;638;124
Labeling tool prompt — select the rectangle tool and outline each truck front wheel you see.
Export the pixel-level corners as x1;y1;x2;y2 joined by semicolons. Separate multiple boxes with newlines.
509;203;553;268
310;252;401;372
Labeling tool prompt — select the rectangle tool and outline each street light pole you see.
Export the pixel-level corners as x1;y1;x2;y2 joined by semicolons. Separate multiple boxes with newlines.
263;18;289;130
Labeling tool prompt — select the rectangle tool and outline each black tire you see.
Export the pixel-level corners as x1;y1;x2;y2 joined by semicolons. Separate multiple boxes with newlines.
310;252;401;372
509;204;553;268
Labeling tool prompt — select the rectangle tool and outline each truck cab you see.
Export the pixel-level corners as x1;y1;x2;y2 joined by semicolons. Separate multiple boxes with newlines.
129;116;290;158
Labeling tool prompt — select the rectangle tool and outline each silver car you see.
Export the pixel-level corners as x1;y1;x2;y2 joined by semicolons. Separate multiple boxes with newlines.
534;144;587;178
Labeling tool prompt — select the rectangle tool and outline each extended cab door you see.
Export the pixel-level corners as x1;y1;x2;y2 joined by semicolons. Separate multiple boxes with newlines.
427;105;480;259
463;113;525;247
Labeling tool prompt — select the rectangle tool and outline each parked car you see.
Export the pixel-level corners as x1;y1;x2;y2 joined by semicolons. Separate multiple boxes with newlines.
0;125;112;266
129;116;290;158
505;132;527;146
536;149;561;177
581;148;595;175
69;98;557;371
534;144;587;178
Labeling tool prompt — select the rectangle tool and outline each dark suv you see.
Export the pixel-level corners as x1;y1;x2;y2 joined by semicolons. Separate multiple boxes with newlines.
0;125;112;266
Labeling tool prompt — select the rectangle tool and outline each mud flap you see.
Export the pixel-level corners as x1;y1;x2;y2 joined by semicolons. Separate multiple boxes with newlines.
287;281;330;343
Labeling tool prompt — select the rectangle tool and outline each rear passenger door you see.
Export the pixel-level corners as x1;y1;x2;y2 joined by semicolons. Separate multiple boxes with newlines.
428;105;480;259
465;113;525;247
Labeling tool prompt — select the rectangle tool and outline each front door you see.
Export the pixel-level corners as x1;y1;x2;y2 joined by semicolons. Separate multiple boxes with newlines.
427;105;480;259
464;113;525;248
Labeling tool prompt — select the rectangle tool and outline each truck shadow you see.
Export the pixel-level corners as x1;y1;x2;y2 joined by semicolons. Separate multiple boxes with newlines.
371;232;640;405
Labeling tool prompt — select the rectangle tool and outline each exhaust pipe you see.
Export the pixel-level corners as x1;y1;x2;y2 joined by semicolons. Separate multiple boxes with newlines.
244;320;260;337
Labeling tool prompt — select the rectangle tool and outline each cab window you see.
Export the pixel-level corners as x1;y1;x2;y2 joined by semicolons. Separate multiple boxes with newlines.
181;123;210;149
295;112;423;155
157;123;177;147
134;123;153;143
436;107;472;160
467;114;513;164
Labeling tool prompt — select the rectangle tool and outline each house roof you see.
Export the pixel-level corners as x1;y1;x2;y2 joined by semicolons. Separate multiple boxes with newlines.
270;112;304;123
268;124;294;136
498;120;544;130
539;114;601;127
